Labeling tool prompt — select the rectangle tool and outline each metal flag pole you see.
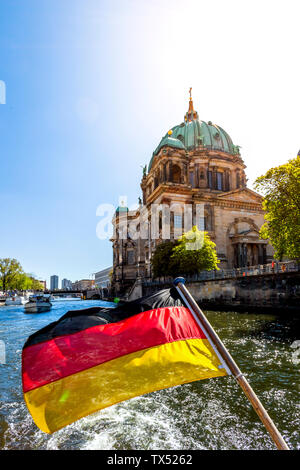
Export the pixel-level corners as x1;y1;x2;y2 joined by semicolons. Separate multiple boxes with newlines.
173;277;289;451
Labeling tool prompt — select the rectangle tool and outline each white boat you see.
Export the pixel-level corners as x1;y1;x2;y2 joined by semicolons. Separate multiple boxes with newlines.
51;296;82;302
24;295;52;313
5;295;27;306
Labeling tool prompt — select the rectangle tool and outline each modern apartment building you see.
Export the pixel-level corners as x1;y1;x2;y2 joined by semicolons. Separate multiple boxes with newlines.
50;275;59;290
61;278;72;290
95;267;112;289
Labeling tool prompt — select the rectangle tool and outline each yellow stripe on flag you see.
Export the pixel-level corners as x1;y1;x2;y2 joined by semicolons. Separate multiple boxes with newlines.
24;338;227;433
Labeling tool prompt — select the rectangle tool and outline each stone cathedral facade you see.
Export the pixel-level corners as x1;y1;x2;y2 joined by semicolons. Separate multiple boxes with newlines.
111;92;273;293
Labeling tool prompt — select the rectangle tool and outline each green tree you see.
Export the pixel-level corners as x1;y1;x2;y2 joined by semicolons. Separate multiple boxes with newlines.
0;259;44;291
171;226;219;275
31;278;44;291
151;240;179;278
254;156;300;260
14;273;33;291
151;227;219;278
0;258;23;291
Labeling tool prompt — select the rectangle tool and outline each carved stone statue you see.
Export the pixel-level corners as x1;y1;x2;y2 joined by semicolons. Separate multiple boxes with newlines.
141;164;147;177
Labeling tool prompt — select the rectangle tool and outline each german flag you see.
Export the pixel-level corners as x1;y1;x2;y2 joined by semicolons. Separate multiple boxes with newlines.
22;288;227;433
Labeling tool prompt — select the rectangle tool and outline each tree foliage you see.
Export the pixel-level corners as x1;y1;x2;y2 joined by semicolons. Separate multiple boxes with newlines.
151;240;179;278
254;156;300;260
151;227;219;278
171;227;220;275
0;258;23;291
0;258;44;291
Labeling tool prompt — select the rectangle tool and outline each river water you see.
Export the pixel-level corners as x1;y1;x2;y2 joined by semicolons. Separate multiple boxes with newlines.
0;299;299;450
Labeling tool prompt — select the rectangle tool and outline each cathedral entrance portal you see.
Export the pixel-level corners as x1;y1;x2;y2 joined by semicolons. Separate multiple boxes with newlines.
233;242;267;268
227;218;268;268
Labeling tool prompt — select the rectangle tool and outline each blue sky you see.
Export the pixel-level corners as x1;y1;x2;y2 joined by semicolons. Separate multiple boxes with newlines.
0;0;299;287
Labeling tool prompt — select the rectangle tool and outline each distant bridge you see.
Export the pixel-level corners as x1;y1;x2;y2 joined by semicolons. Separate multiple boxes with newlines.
45;288;108;300
46;290;84;295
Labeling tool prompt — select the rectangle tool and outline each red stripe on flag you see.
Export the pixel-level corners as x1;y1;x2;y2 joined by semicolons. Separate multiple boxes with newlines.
22;307;206;393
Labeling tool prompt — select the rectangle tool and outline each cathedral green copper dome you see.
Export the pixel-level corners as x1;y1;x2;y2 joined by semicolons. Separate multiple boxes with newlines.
148;94;240;171
154;135;186;154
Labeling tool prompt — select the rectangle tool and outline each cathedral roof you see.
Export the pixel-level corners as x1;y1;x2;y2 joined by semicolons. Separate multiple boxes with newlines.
154;135;186;153
148;90;240;171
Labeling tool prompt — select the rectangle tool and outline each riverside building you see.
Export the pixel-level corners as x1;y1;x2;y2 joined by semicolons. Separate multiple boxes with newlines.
111;91;273;294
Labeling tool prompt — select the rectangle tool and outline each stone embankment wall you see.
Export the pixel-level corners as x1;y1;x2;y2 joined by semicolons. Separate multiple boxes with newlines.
142;272;300;311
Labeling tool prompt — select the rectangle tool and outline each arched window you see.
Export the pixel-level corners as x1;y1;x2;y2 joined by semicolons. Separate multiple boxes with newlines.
163;163;167;181
159;212;162;231
216;172;223;190
173;213;183;239
197;206;213;231
224;171;230;191
172;164;181;183
174;214;182;229
207;171;212;188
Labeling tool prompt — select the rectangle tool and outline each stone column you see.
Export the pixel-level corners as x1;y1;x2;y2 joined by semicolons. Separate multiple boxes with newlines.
263;245;267;264
184;163;188;184
238;243;242;267
234;244;238;268
258;244;263;264
243;243;248;267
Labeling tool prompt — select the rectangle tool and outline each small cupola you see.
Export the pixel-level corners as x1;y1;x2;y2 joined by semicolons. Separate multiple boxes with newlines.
184;87;198;122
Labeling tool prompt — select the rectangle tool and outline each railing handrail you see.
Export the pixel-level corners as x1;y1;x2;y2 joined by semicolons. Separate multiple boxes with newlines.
143;260;300;286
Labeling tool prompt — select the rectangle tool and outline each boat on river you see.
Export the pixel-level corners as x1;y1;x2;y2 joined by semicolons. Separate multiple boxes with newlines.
50;296;82;302
24;295;52;313
5;295;28;306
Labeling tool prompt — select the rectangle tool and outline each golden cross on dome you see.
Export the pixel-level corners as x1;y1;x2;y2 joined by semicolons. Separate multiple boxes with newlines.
189;87;192;100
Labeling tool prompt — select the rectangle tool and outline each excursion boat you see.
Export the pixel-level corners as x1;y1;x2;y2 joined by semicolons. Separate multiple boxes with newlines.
5;295;28;306
50;296;82;302
24;295;52;313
